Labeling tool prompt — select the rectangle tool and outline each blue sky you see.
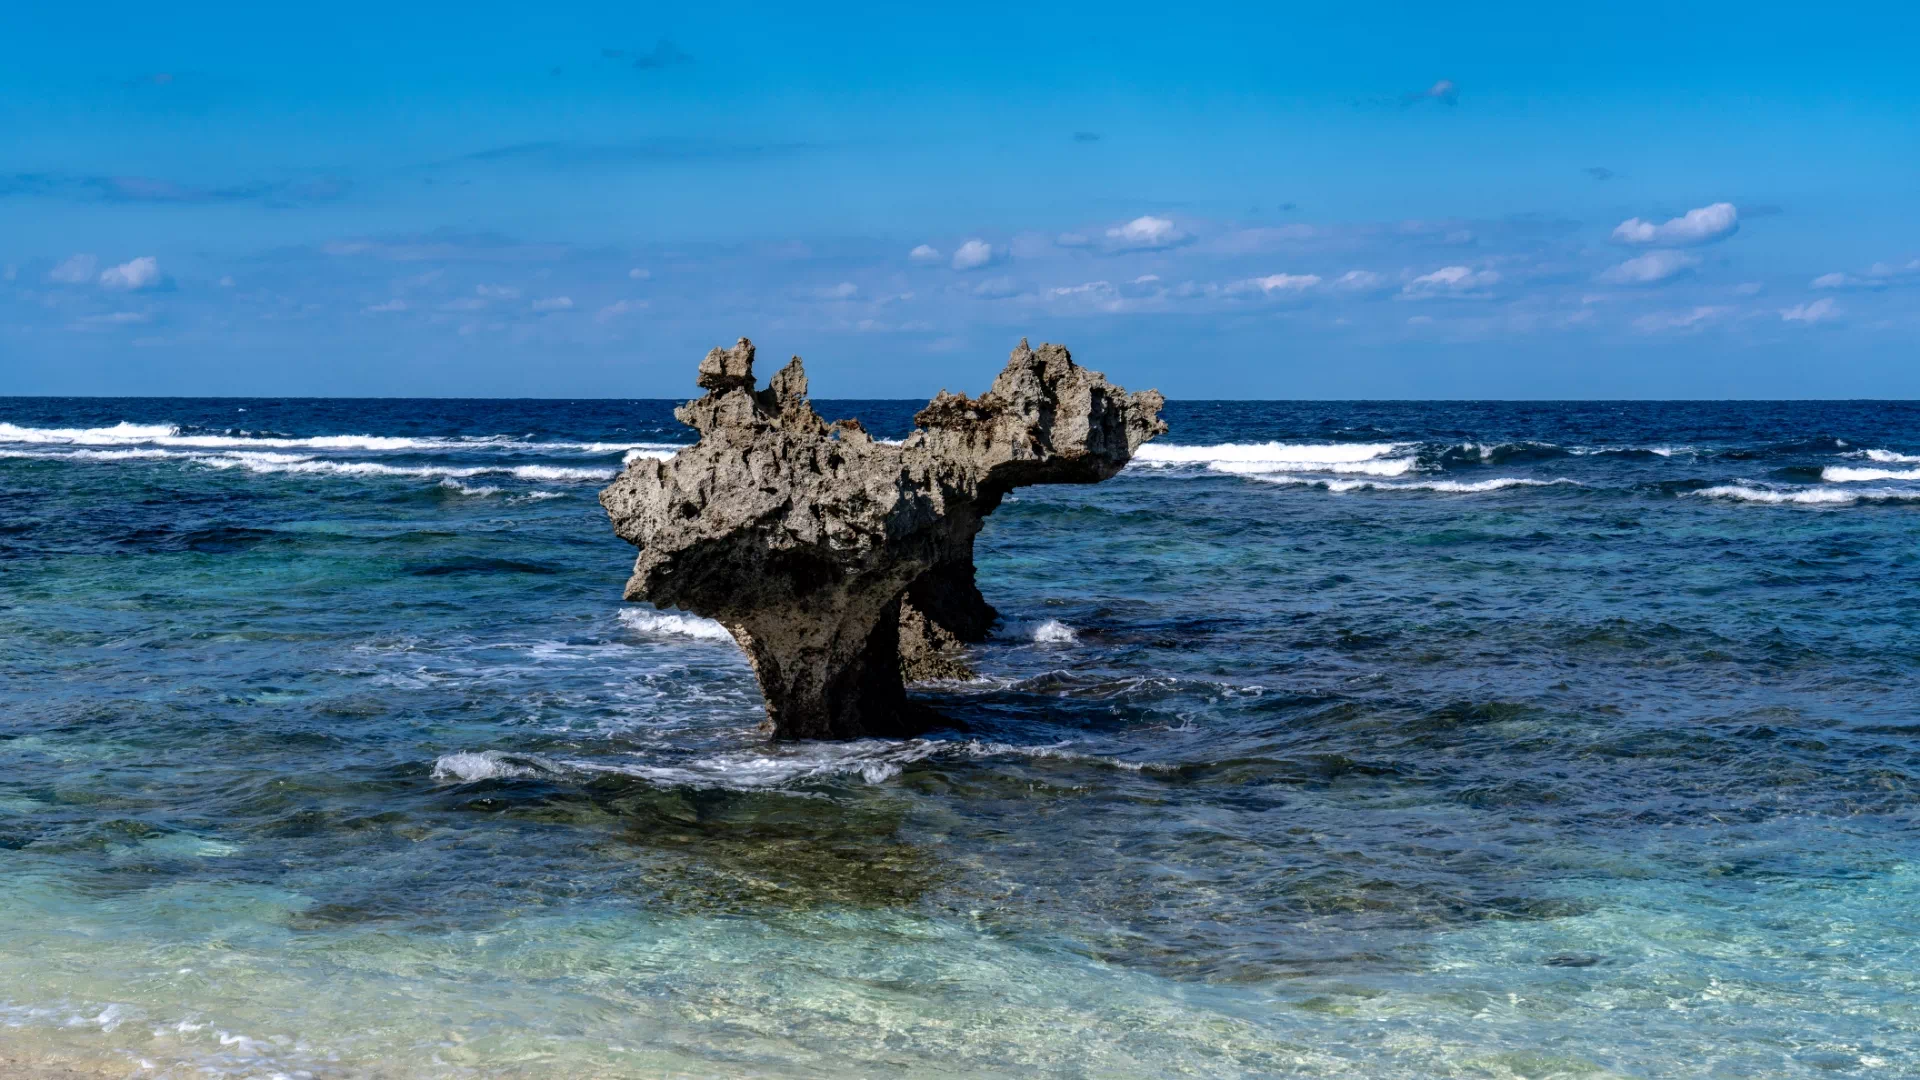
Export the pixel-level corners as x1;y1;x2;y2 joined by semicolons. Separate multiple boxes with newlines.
3;1;1917;398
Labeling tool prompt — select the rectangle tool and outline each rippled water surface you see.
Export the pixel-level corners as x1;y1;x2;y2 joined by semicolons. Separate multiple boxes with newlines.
3;397;1919;1078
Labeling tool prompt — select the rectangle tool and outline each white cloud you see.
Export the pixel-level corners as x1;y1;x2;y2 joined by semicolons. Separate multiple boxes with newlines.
217;275;235;288
1104;215;1188;251
1780;297;1838;324
627;267;651;280
1810;258;1920;290
1231;273;1321;295
1598;250;1700;285
816;282;858;300
48;254;98;284
365;299;408;313
596;300;646;322
1633;305;1731;332
79;311;152;326
475;284;522;299
1402;266;1500;297
951;239;995;271
1733;282;1764;295
1611;202;1739;247
908;244;941;264
99;256;163;291
1131;274;1160;284
531;296;574;312
1046;280;1114;299
1333;270;1386;291
972;275;1021;298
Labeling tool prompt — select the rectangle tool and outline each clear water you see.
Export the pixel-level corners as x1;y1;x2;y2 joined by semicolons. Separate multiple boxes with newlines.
3;397;1919;1078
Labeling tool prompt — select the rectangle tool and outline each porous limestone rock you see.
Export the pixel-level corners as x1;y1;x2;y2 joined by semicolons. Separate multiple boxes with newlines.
600;337;1165;740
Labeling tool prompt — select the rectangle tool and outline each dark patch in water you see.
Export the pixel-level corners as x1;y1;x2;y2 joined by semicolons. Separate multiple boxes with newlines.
408;556;560;576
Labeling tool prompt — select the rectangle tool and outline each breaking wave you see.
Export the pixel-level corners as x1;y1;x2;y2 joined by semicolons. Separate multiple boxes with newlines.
1823;466;1920;483
1694;484;1920;505
996;618;1079;644
1253;475;1580;494
617;607;733;641
0;421;680;457
1134;441;1416;476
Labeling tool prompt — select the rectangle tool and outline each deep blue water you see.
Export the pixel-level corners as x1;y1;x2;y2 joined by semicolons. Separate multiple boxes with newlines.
3;397;1919;1078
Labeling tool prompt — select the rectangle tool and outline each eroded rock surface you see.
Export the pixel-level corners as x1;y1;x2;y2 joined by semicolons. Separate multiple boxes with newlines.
601;337;1165;740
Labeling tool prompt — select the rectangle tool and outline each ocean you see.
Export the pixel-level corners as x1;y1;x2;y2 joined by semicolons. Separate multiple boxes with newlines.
2;396;1917;1078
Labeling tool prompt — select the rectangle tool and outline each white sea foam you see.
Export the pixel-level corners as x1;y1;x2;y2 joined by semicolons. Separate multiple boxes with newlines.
1134;441;1415;476
1255;475;1578;494
1823;466;1920;482
522;490;565;500
0;421;686;457
1210;457;1416;477
438;479;499;497
510;464;617;481
997;618;1079;644
0;422;459;451
431;750;543;782
1865;449;1920;464
1691;484;1920;505
574;737;1164;790
617;607;733;641
622;445;683;463
580;741;940;788
0;421;175;444
198;453;615;483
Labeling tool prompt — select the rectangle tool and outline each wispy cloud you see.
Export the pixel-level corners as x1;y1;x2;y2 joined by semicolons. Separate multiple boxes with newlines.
1;172;347;207
1230;273;1320;295
47;254;98;284
322;231;569;262
446;138;813;168
1811;258;1920;290
596;299;646;322
1780;297;1839;324
1402;266;1500;297
1612;203;1739;246
1598;250;1700;285
908;244;942;264
1633;305;1731;332
1402;79;1459;106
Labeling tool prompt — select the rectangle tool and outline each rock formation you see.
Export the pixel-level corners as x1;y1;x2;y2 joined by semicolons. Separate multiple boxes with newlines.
600;337;1165;740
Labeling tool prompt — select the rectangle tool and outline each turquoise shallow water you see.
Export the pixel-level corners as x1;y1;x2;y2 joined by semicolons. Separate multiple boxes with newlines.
2;398;1919;1077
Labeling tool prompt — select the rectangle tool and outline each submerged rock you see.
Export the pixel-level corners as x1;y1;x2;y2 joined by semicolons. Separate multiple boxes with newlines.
601;337;1165;740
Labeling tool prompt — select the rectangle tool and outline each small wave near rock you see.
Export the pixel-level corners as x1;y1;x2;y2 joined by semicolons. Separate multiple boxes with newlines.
617;607;733;641
995;618;1079;644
